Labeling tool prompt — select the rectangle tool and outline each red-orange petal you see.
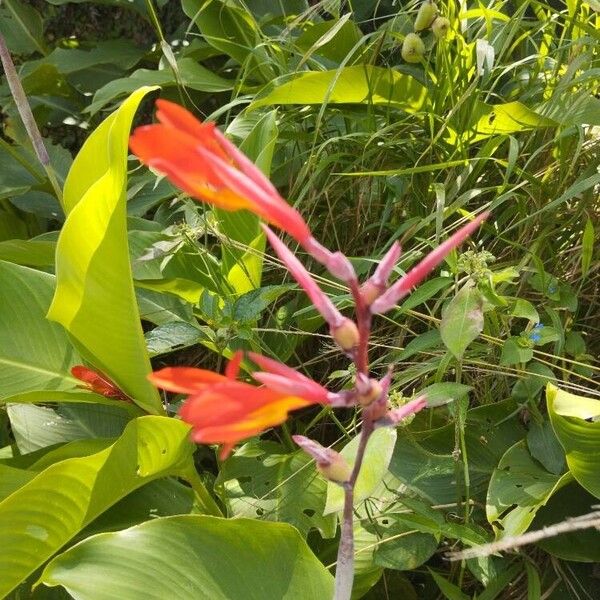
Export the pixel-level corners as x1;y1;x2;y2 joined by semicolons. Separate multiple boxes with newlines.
148;367;227;394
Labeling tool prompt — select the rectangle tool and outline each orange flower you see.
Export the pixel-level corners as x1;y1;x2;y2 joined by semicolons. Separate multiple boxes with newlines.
130;100;311;243
148;353;319;459
71;365;129;401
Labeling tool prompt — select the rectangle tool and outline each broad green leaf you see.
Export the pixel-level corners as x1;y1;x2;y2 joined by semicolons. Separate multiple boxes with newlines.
526;418;566;476
250;66;427;112
218;441;336;538
325;427;397;514
533;482;600;562
47;87;162;414
548;383;600;419
0;261;79;397
374;524;438;571
182;0;275;81
500;337;533;365
548;384;600;499
469;101;556;138
0;464;35;501
429;569;470;600
420;382;472;408
1;389;138;411
146;321;211;357
510;298;539;322
440;283;484;359
38;515;334;599
0;239;56;267
398;277;453;313
87;58;233;115
7;403;129;454
0;415;200;597
486;440;571;538
0;0;46;56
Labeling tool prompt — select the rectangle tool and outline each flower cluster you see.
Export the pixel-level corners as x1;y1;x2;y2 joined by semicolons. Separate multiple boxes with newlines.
129;99;488;469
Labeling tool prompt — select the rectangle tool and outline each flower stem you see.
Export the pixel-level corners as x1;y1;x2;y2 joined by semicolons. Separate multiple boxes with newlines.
0;34;63;204
334;415;374;600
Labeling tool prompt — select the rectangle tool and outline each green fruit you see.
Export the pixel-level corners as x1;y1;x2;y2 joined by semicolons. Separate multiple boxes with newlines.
402;33;425;63
414;1;438;32
432;16;451;39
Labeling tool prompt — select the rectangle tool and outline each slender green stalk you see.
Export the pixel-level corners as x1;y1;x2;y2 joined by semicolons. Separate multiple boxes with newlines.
0;33;63;204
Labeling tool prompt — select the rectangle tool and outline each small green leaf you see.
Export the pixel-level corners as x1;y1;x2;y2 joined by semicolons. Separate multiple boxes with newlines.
440;283;484;359
500;337;533;365
38;516;334;599
420;382;472;408
581;217;594;278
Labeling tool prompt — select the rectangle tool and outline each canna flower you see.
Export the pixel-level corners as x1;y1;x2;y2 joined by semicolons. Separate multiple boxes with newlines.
71;365;129;401
130;99;311;244
148;352;327;459
371;212;489;314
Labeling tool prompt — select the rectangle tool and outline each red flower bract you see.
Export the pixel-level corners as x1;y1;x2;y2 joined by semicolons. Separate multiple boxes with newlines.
148;352;324;459
130;99;311;243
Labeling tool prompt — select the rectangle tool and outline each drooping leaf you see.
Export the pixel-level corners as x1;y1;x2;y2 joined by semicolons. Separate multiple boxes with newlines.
47;87;163;414
440;283;484;359
0;415;198;597
38;516;334;599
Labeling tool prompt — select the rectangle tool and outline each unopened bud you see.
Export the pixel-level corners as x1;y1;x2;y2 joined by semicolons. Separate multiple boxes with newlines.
331;318;360;352
432;16;450;39
293;435;352;484
414;1;438;32
402;33;426;63
356;378;383;407
360;280;383;306
318;455;353;483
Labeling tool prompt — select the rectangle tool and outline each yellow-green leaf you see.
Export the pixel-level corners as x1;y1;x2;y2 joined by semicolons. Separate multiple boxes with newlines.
47;87;163;414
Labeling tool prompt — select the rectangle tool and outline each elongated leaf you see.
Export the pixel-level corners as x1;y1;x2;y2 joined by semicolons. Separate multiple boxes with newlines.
0;261;79;397
38;515;334;599
581;217;594;278
250;66;427;112
47;87;162;414
548;384;600;499
0;415;197;597
440;283;484;359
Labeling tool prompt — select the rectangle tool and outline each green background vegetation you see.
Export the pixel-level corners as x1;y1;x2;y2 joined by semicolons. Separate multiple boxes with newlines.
0;1;599;598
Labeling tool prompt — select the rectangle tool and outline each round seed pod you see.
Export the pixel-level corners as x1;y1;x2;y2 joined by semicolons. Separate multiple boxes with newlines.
402;33;425;63
432;16;451;39
414;1;438;32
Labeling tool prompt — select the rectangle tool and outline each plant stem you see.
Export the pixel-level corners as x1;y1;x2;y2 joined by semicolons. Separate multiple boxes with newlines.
184;467;223;517
0;33;63;204
334;417;374;600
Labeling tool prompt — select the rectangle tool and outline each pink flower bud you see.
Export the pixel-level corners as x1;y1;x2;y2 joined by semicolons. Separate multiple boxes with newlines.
375;396;427;428
263;226;346;328
293;435;352;483
331;317;360;352
360;242;402;304
303;237;356;283
371;213;489;314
